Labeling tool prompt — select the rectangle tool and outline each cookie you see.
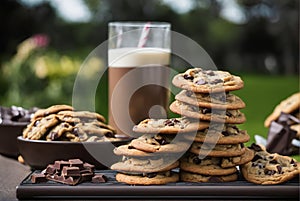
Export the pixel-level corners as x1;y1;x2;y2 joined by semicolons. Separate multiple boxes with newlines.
130;134;191;153
221;148;255;168
241;143;300;185
33;105;74;119
184;124;250;144
46;122;73;141
114;144;155;157
290;124;300;138
23;114;60;140
74;122;115;137
170;100;246;124
133;117;209;134
172;68;244;93
111;157;179;173
115;171;179;185
180;171;238;183
190;142;245;157
175;90;246;109
264;92;300;127
57;110;106;123
180;153;237;176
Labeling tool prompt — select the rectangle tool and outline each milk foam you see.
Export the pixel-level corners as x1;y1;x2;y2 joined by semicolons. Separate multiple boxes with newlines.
109;48;170;67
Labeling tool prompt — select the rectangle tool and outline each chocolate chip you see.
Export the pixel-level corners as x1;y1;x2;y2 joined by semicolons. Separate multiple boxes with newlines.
173;119;180;123
193;157;201;165
250;143;263;152
128;146;135;149
290;159;297;167
205;70;215;76
226;111;233;117
258;163;265;169
183;74;193;80
252;154;263;162
210;79;223;85
185;90;193;97
145;172;157;178
221;131;230;136
208;176;222;182
270;159;278;164
264;169;276;175
276;165;282;173
196;78;207;85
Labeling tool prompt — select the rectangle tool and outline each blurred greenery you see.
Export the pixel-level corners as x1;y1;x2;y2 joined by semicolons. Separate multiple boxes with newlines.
0;0;298;157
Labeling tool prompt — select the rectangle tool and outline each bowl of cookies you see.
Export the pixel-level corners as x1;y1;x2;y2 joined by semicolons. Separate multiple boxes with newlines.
17;105;131;169
0;106;38;158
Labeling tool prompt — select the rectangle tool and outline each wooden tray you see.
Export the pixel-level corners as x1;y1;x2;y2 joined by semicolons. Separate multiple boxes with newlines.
16;170;299;200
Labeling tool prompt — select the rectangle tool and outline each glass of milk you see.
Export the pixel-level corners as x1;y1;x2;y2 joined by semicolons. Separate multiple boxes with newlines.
108;22;171;135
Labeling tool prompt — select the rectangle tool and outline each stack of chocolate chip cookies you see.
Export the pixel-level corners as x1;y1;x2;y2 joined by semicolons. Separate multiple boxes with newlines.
23;105;120;142
169;67;253;182
111;117;203;185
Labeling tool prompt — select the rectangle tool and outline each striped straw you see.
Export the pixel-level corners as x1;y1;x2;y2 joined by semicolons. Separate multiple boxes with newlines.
137;22;151;48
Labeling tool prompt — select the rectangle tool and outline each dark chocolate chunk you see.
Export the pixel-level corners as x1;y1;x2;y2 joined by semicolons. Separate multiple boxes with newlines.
185;90;193;97
276;165;282;173
83;162;95;171
192;157;201;165
252;154;263;162
221;131;230;136
196;78;207;85
226;111;233;117
45;164;56;175
183;74;193;80
91;174;107;183
269;159;278;164
128;145;135;149
145;172;157;178
210;79;223;85
208;176;222;182
81;172;94;182
205;70;215;76
54;160;70;171
50;174;80;185
69;159;84;170
31;173;47;183
249;143;263;152
62;166;81;177
264;169;276;175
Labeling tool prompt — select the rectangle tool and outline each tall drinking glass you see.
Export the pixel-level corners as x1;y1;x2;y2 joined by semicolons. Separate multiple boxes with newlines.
108;22;171;135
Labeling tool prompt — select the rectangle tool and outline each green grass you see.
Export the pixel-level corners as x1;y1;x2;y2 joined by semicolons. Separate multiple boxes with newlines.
233;74;299;145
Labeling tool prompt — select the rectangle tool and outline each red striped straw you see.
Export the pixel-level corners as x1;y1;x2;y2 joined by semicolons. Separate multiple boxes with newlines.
137;22;151;48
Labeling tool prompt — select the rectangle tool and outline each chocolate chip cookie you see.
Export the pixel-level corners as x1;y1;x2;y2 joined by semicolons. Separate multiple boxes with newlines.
180;171;238;183
241;143;300;185
33;105;74;119
170;100;246;124
130;134;191;153
116;171;179;185
190;142;245;157
264;92;300;127
172;68;244;93
184;124;250;144
180;153;237;176
175;90;245;109
111;157;179;173
133;117;209;134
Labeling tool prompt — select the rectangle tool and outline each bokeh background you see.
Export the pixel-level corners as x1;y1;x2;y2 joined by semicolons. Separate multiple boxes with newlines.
0;0;299;144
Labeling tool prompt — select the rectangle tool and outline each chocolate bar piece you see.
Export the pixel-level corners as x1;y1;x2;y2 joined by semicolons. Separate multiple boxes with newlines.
31;173;47;183
91;174;107;183
69;159;84;170
45;164;56;175
83;162;95;171
54;160;70;171
47;174;80;185
62;166;81;177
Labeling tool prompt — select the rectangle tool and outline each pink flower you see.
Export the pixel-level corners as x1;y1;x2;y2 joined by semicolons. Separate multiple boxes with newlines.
32;34;49;48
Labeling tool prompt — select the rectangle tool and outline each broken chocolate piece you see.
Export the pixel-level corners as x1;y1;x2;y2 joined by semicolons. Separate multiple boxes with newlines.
62;166;81;177
54;160;70;171
45;164;56;175
31;173;47;183
69;159;84;170
91;174;107;183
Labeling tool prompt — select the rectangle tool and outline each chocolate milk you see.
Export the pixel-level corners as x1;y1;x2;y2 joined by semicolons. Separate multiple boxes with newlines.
108;48;170;135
